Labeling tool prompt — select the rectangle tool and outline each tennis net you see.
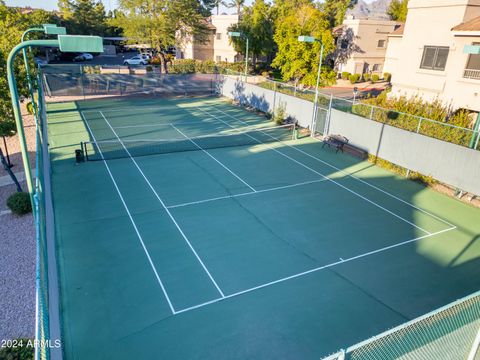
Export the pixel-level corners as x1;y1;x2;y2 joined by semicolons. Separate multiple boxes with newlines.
83;124;296;161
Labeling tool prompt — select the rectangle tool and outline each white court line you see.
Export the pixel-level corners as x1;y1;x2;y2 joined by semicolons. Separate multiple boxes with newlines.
174;226;456;315
80;112;176;314
167;178;329;209
196;107;432;235
212;102;457;229
169;124;256;192
98;111;226;298
114;121;211;129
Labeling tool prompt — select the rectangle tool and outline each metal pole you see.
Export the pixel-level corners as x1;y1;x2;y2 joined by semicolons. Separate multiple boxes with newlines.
310;42;324;137
469;113;480;149
21;27;44;120
7;39;59;203
245;36;249;83
467;326;480;360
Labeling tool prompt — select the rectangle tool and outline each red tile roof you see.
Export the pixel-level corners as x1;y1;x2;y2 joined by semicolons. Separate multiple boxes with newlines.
452;16;480;31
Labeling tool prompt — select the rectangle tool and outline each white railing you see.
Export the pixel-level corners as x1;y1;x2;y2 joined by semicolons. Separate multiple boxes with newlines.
463;68;480;80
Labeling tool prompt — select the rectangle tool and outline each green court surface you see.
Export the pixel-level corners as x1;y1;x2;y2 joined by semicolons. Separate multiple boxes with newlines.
46;96;480;359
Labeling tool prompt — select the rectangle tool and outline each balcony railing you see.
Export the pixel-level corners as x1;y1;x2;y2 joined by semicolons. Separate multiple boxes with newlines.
463;68;480;80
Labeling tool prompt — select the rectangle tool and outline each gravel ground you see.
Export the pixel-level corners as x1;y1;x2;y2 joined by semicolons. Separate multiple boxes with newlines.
0;180;35;341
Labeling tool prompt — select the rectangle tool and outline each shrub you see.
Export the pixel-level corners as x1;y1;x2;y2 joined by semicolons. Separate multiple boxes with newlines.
145;65;153;72
272;102;286;125
349;74;360;84
6;192;32;215
383;72;392;82
0;339;34;359
371;74;380;83
26;102;34;115
363;73;371;82
341;72;351;80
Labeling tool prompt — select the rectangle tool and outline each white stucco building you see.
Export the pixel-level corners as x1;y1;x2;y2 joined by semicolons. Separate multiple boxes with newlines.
176;15;241;63
335;16;402;75
383;0;480;112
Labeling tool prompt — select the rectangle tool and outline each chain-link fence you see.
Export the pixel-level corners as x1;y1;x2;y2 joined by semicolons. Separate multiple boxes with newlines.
322;291;480;360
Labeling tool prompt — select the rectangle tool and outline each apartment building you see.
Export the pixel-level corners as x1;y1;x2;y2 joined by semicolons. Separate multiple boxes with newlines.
383;0;480;112
335;16;402;75
176;15;241;63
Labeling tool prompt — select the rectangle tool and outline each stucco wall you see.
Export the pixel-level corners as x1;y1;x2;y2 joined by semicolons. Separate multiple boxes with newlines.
218;75;480;195
328;109;480;195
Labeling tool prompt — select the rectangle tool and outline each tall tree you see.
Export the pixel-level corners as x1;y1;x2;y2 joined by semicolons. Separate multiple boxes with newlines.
111;0;212;73
228;0;274;65
388;0;408;22
321;0;358;28
0;2;54;180
212;0;225;15
226;0;245;16
58;0;108;35
272;2;335;86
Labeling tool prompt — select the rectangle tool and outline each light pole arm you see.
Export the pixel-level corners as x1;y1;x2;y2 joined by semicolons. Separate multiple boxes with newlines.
7;40;59;203
21;27;44;42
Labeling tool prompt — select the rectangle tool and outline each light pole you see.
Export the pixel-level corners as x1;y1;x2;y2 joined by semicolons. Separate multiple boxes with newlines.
7;35;103;203
298;35;324;137
21;24;67;118
228;31;249;81
464;44;480;149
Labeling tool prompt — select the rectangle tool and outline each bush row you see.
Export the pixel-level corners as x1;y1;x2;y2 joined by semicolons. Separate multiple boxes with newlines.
341;72;390;84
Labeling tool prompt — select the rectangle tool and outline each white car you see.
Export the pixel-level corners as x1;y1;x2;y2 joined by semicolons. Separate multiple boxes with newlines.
73;53;93;62
124;55;149;65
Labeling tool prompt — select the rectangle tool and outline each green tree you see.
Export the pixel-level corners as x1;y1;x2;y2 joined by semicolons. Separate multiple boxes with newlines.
228;0;274;66
111;0;212;73
387;0;408;22
321;0;357;28
271;2;335;86
58;0;108;35
226;0;245;15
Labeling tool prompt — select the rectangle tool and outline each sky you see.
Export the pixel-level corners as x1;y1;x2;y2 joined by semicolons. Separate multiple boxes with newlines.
6;0;375;14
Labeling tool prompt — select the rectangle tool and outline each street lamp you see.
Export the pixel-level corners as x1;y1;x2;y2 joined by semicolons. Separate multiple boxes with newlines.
228;31;249;80
7;35;103;203
298;35;324;136
464;44;480;149
21;24;67;118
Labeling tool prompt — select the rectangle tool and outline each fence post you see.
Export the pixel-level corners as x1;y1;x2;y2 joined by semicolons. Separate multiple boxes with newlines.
416;117;423;133
80;64;85;100
369;105;374;120
467;326;480;360
272;81;277;119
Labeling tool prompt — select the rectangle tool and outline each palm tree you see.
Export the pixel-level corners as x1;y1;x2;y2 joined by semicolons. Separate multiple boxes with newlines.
226;0;245;16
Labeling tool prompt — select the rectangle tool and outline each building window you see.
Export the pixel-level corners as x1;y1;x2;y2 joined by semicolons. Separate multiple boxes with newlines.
216;55;222;62
420;46;449;71
372;64;381;72
464;42;480;80
377;40;386;48
216;33;222;40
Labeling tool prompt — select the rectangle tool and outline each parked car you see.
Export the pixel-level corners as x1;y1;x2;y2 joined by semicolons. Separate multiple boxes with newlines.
73;53;93;62
124;55;149;65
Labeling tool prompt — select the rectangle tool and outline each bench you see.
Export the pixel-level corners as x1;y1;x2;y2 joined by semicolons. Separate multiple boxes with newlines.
322;134;348;153
322;134;368;159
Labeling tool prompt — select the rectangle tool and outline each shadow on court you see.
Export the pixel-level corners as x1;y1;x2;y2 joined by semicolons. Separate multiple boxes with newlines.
45;97;480;360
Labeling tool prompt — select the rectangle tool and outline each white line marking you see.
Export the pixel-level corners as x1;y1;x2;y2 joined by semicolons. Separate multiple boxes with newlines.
174;226;456;315
213;101;456;229
170;124;256;193
114;121;207;129
196;106;432;235
167;178;329;209
80;112;176;314
0;209;12;216
99;111;225;298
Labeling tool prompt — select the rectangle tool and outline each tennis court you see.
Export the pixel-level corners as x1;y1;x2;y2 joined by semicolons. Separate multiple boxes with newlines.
46;95;480;359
